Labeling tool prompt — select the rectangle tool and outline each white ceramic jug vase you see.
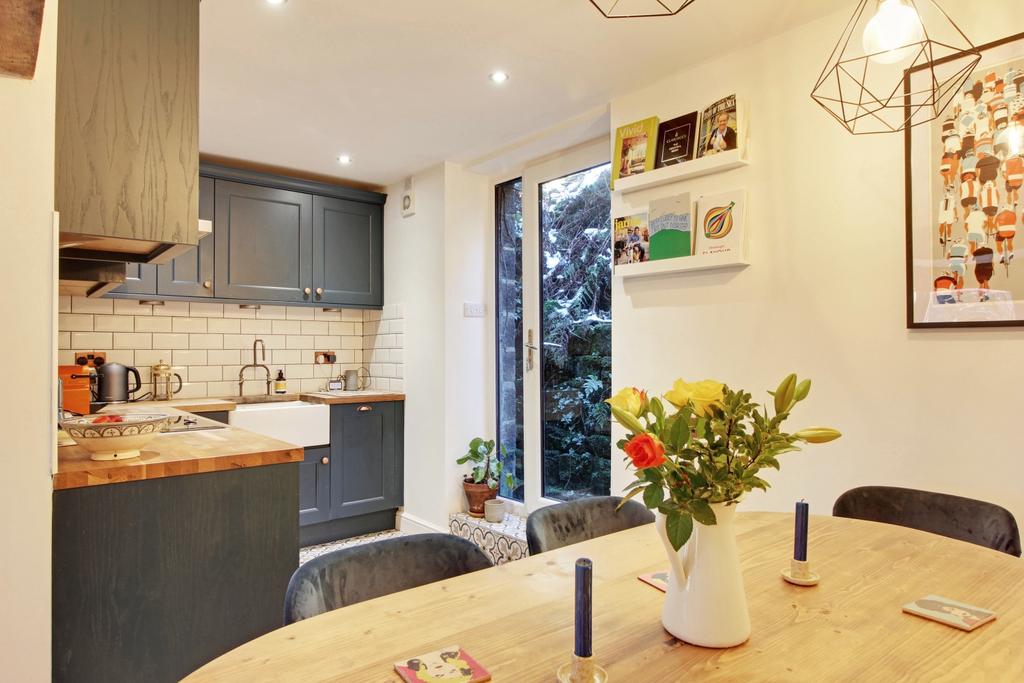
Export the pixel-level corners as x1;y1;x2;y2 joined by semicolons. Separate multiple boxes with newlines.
655;502;751;648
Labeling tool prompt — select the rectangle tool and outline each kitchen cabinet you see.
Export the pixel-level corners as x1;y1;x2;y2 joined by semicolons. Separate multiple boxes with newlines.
329;401;403;518
313;196;383;307
56;0;200;263
214;180;313;303
117;263;158;295
299;445;331;526
53;464;298;683
158;176;216;297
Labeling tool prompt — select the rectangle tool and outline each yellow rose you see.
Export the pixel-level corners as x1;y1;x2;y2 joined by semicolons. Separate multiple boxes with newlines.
606;387;647;417
664;379;725;416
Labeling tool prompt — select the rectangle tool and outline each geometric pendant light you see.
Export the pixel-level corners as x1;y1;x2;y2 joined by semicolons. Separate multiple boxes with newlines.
811;0;980;134
589;0;697;19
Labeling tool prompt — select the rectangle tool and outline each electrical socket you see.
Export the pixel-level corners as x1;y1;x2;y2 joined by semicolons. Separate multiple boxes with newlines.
314;351;337;365
463;302;486;318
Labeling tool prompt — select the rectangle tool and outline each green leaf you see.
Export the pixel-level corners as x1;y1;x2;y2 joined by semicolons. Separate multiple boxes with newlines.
609;405;646;435
455;454;473;465
689;499;717;526
665;511;694;551
643;483;664;509
617;486;644;508
469;437;484;452
670;413;690;450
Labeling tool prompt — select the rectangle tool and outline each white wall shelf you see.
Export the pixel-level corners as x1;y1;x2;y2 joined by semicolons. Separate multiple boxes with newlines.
613;148;748;194
615;252;749;280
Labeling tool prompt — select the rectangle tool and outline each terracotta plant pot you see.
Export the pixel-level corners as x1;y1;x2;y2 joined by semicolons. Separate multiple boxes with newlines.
463;479;498;517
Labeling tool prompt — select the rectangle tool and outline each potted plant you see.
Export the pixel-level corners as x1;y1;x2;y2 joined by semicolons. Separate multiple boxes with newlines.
457;437;515;518
607;374;840;648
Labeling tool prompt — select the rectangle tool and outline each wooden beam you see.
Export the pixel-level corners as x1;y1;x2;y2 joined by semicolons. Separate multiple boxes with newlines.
0;0;45;79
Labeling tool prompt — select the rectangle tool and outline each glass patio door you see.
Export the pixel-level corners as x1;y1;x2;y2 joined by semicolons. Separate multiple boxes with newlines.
499;139;612;511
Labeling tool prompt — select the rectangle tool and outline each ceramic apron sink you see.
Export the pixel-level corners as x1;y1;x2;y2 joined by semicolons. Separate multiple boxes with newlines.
228;400;329;447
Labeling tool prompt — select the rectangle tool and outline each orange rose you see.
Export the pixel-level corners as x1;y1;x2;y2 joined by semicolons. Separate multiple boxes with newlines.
624;433;666;470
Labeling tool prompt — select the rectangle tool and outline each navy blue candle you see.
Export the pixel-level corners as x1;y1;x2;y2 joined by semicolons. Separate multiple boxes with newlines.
574;558;593;658
794;500;809;561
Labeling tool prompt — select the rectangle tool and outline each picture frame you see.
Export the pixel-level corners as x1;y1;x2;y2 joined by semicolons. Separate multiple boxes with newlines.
905;32;1024;328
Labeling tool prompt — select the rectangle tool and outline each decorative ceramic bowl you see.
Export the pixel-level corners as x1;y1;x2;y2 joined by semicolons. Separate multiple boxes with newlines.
60;413;171;461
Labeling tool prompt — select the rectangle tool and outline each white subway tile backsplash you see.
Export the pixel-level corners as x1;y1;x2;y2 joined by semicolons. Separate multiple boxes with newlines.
71;331;112;349
59;313;93;332
189;303;224;318
271;320;301;335
59;299;401;400
135;316;173;333
206;318;239;335
151;301;191;317
173;349;207;366
114;332;151;349
188;334;224;350
172;317;207;333
152;333;189;349
94;315;134;332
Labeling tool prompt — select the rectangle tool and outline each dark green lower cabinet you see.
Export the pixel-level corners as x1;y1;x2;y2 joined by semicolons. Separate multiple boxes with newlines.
299;444;331;525
299;401;404;545
53;464;299;683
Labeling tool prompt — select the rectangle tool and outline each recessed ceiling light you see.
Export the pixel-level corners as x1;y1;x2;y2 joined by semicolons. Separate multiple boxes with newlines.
489;71;509;84
337;154;352;165
265;0;287;5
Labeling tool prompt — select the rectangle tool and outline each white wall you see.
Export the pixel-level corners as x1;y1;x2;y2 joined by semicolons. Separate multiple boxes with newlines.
0;0;57;678
610;2;1024;525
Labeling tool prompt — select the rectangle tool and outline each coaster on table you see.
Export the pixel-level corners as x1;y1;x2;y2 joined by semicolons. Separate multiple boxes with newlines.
638;571;669;593
394;645;491;683
902;595;996;632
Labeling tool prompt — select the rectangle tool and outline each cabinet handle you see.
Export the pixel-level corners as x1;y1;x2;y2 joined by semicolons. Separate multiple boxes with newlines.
203;280;212;289
320;456;329;465
357;405;373;412
304;287;311;296
316;287;324;296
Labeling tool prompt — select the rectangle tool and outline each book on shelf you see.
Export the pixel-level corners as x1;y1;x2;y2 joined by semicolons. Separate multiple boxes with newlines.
696;189;746;258
648;192;693;260
655;111;698;168
697;94;739;159
612;117;659;189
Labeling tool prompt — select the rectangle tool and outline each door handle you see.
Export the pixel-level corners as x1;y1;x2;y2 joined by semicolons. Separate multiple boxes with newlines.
304;287;312;296
525;329;538;371
316;287;324;296
203;280;212;289
357;405;373;412
321;456;329;465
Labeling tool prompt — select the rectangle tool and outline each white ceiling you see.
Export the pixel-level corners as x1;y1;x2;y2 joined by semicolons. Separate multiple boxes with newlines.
200;0;850;188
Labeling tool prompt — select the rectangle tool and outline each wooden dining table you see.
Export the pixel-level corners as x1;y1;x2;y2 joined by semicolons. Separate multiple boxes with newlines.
185;512;1024;682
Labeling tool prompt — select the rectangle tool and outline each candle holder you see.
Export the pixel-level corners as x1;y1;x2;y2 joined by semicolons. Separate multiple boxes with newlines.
781;558;820;586
556;654;609;683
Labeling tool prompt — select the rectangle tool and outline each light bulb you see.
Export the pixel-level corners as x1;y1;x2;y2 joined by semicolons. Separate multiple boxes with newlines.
862;0;924;65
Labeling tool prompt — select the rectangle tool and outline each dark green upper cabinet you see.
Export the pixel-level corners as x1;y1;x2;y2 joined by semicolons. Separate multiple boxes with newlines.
157;176;216;297
313;196;383;307
116;263;158;295
214;180;313;303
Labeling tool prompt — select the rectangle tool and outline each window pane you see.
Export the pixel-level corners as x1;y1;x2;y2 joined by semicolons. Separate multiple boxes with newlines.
539;164;612;501
495;178;524;501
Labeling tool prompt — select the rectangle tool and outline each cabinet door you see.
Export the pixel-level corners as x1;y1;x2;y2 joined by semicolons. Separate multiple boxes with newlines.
329;402;402;518
299;445;331;526
312;196;383;307
115;262;158;294
157;176;215;297
214;180;313;303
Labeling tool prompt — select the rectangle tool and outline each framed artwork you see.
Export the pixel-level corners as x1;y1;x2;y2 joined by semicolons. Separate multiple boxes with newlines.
906;33;1024;327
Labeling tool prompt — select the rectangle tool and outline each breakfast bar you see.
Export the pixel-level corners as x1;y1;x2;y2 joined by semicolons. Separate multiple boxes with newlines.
53;407;304;683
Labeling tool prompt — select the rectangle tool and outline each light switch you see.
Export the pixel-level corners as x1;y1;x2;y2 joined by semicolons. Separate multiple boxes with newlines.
463;302;486;318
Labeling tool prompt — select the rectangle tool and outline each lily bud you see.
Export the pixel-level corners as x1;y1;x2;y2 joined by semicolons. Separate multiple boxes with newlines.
794;379;811;402
794;427;842;443
774;374;797;415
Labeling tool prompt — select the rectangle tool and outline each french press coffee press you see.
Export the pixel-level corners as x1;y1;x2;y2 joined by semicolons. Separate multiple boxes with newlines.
151;359;184;401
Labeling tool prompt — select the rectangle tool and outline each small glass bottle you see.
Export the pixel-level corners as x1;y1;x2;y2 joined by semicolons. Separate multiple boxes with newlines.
274;370;287;394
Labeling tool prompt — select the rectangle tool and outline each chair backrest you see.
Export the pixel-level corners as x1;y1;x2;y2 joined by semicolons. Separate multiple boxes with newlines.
526;495;655;555
283;533;493;624
833;485;1021;557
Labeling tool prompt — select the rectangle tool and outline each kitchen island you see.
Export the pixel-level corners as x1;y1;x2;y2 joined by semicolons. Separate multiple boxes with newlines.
53;407;304;683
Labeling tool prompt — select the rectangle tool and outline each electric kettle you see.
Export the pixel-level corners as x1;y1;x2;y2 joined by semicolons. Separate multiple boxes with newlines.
94;361;143;404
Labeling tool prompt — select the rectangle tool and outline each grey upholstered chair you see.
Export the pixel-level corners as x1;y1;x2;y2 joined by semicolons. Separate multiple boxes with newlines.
833;486;1021;557
526;495;655;555
283;533;493;624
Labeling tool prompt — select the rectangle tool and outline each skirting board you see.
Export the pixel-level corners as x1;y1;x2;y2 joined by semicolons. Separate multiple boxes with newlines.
397;510;447;535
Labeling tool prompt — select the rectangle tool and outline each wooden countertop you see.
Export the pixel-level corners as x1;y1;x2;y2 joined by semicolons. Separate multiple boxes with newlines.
126;391;404;412
300;391;406;405
55;406;303;491
185;513;1024;682
124;397;238;413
